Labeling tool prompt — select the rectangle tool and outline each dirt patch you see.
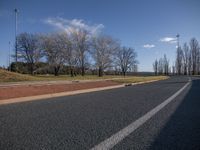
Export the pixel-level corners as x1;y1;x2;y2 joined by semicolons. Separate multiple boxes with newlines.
0;81;120;100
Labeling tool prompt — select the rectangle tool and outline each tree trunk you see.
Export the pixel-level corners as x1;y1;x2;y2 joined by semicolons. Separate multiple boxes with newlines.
98;67;103;77
54;66;60;76
81;66;85;76
184;66;187;75
122;67;126;76
70;66;74;77
29;63;34;75
123;71;126;77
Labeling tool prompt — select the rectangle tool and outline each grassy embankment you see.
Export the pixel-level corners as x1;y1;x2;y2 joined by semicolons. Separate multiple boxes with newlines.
0;69;168;83
0;69;37;82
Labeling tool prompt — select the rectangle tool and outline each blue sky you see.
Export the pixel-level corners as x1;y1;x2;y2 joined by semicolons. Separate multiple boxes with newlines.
0;0;200;71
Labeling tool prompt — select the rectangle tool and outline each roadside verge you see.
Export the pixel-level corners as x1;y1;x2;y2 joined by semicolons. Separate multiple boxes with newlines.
0;78;167;105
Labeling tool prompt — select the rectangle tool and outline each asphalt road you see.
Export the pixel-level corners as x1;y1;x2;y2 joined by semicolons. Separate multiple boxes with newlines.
0;76;200;150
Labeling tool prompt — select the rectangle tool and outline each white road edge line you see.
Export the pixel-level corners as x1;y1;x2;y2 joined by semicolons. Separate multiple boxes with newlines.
90;79;191;150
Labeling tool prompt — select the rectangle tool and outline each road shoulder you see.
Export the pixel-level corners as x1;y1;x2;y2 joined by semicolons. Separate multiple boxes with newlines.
0;79;165;105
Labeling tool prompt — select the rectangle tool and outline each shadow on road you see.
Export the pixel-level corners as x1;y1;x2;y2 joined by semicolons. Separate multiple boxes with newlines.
158;76;190;85
149;78;200;150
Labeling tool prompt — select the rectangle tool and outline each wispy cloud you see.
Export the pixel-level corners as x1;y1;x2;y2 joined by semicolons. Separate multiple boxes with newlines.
143;44;155;48
160;37;177;44
44;17;104;35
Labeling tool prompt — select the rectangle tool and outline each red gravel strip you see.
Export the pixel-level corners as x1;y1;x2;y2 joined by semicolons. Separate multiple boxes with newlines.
0;81;120;100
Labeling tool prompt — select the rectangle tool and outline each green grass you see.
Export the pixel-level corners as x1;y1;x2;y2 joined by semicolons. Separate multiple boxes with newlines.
0;69;168;83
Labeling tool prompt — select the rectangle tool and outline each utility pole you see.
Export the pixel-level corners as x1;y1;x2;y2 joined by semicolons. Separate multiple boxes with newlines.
14;8;19;72
8;41;11;71
14;8;18;64
176;33;180;49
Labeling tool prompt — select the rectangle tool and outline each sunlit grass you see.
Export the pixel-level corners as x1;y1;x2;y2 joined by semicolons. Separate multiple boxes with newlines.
0;69;37;82
35;74;126;81
0;69;126;82
0;69;168;83
111;76;169;83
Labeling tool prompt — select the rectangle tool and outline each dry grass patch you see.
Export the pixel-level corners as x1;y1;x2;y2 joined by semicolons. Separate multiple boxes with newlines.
0;69;38;82
0;69;168;83
112;76;169;83
35;75;125;81
0;70;125;82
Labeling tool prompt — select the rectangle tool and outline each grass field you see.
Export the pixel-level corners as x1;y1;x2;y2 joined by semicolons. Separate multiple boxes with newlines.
0;69;168;83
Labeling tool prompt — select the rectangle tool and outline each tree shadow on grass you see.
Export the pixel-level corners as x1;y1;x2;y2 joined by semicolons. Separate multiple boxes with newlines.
149;78;200;150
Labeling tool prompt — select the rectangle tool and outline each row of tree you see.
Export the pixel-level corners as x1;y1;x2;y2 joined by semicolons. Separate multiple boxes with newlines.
153;54;170;75
153;38;200;75
15;29;138;76
175;38;200;75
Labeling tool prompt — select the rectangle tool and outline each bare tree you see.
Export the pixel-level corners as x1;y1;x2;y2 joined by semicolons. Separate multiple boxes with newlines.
182;43;190;75
190;38;199;75
158;58;164;74
71;29;90;76
198;47;200;75
116;46;138;76
163;54;169;75
153;59;158;75
132;64;138;73
17;32;43;74
58;33;78;77
176;46;183;75
154;55;169;75
91;35;119;77
188;51;192;75
172;63;176;75
42;33;65;76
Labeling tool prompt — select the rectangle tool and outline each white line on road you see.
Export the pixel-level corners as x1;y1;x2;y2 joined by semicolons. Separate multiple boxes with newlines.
91;80;190;150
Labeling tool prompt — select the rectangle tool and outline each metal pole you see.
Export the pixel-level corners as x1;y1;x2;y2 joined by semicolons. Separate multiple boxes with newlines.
176;33;180;49
8;41;11;71
14;8;18;63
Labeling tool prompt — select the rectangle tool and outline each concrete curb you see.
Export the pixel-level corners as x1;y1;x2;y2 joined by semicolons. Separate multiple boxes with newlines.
0;79;164;105
0;77;134;88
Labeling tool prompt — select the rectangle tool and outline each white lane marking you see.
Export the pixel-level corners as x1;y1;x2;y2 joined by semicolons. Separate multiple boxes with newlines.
91;80;190;150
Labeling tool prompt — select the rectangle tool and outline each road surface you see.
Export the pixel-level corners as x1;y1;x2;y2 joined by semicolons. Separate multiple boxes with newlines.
0;76;200;150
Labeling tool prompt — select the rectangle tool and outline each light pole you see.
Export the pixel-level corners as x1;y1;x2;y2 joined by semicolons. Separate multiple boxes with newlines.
14;8;18;64
8;41;11;71
176;33;180;49
14;8;19;72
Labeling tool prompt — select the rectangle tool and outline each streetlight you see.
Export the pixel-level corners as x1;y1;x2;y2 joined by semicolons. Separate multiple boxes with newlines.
8;41;11;71
14;8;18;64
14;8;19;72
176;33;180;49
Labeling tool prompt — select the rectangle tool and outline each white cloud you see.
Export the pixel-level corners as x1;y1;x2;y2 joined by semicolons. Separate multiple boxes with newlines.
44;17;104;35
160;37;177;44
143;44;155;48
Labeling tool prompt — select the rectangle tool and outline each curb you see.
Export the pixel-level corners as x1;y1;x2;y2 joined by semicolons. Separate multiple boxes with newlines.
0;77;134;88
0;79;163;105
